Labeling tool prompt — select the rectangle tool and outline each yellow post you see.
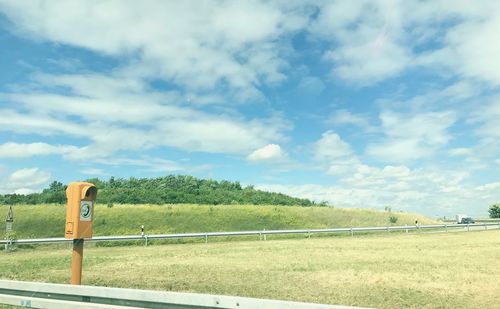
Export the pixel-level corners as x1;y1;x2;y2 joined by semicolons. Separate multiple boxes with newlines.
71;239;84;285
65;182;97;285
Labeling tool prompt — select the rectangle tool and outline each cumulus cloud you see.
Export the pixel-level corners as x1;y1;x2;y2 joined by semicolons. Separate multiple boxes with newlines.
257;166;496;217
0;168;51;194
311;131;361;176
0;1;309;100
437;5;500;85
2;1;500;90
366;111;456;162
312;1;411;85
313;131;353;161
247;144;287;162
309;0;500;86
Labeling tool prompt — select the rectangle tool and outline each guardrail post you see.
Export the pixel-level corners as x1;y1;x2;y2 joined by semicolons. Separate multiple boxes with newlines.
259;231;262;241
405;225;408;234
445;224;448;232
264;229;267;241
350;228;353;237
205;234;208;244
467;224;470;232
386;226;389;233
484;223;487;230
145;235;148;246
307;230;311;239
4;239;13;252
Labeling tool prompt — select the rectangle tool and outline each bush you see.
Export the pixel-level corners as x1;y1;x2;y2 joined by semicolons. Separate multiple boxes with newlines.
389;215;398;224
489;204;500;218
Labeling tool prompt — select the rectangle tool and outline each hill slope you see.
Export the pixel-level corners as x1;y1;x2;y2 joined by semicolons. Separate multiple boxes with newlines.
1;204;437;239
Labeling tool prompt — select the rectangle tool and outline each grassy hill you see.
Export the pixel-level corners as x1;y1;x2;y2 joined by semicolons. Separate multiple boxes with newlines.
1;204;437;239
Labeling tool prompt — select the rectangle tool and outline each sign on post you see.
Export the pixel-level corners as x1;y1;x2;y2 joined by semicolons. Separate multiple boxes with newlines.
4;206;14;252
5;206;13;232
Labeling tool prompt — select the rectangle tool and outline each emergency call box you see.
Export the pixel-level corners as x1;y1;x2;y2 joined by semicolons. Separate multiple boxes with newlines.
65;182;97;239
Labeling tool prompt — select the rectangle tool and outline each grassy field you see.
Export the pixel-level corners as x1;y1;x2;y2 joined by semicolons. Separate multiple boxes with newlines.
0;204;436;239
1;230;499;309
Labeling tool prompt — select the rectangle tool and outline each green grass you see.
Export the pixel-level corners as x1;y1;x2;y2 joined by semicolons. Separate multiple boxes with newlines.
0;204;436;239
1;230;498;309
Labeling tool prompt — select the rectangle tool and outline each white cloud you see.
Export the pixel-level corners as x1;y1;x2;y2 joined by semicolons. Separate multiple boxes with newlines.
366;139;427;162
313;131;353;161
0;1;309;99
328;109;372;130
366;111;456;162
473;98;500;139
0;73;290;160
449;148;473;157
441;7;500;85
0;142;79;158
247;144;287;162
257;166;497;217
0;168;51;194
3;1;500;90
308;1;500;86
311;131;362;176
313;1;411;85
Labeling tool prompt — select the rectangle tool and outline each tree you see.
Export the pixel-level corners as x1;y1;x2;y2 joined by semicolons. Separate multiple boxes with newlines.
489;204;500;218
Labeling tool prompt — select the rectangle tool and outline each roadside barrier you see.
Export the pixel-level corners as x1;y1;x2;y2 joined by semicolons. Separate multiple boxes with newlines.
1;223;498;246
0;279;371;309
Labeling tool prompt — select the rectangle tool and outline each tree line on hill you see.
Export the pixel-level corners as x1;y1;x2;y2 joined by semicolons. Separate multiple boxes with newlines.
0;175;316;206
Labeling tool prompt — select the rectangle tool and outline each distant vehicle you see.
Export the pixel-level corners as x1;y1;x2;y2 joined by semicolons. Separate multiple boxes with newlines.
459;217;475;224
456;214;467;224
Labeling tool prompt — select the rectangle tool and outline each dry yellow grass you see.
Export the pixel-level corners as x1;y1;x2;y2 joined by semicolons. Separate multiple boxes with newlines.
1;230;499;309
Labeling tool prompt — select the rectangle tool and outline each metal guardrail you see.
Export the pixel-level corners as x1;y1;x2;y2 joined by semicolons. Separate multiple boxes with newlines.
1;223;499;245
0;279;371;309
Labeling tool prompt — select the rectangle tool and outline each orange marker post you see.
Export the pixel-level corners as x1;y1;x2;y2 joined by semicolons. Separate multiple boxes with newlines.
65;182;97;285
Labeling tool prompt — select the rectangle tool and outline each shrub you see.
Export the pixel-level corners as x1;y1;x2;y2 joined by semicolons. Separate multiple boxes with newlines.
389;215;398;224
489;204;500;218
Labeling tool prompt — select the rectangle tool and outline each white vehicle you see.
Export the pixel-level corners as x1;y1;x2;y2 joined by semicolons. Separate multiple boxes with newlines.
456;214;467;224
456;214;475;224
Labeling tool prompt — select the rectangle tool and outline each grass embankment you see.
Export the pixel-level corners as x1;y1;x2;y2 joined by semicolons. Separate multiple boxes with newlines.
1;231;499;309
0;204;436;239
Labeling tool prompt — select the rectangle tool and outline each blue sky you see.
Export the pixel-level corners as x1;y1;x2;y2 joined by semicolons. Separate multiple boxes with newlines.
0;1;499;217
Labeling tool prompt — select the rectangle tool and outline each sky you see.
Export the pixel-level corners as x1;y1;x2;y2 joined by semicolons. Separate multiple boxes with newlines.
0;0;499;218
